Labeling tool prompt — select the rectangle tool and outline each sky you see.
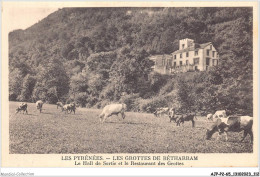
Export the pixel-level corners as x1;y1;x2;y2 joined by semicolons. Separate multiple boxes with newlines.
6;6;60;32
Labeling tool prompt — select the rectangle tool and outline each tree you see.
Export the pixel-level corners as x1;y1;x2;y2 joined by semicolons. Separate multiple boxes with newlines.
33;58;70;103
9;69;23;101
17;74;36;102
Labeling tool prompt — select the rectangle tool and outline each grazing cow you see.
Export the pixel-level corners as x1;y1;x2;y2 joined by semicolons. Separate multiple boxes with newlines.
153;108;161;117
62;104;71;114
69;102;76;114
207;114;213;121
56;102;63;109
173;114;183;124
36;100;44;113
16;103;28;114
176;113;196;128
153;107;170;117
213;110;227;119
62;102;76;114
168;108;177;122
99;103;127;123
206;116;253;143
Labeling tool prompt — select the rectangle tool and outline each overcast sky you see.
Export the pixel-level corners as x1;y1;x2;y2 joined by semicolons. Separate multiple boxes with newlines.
6;6;60;32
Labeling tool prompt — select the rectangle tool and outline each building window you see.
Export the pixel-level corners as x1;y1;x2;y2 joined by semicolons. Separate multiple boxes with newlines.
207;50;210;56
180;53;182;58
180;61;182;66
174;62;176;67
206;58;210;66
169;59;173;66
186;60;189;65
213;59;218;66
195;51;198;56
174;55;176;59
162;59;165;66
210;45;212;50
212;51;215;57
182;44;185;49
194;58;199;65
186;52;189;57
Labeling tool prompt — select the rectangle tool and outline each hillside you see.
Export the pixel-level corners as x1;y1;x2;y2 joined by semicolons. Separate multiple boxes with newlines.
9;7;253;115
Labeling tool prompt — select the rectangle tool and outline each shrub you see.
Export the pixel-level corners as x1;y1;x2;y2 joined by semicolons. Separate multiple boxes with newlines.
138;96;168;113
119;94;140;111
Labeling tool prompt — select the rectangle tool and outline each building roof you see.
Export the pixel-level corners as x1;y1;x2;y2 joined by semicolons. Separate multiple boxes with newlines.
172;42;212;55
149;54;172;61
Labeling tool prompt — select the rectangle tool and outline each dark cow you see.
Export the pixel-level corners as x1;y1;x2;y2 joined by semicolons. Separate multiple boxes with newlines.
16;103;28;114
176;113;196;128
69;102;76;114
206;116;253;143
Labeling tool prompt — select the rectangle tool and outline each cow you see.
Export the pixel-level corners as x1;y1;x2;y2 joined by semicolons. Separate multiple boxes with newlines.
16;103;28;114
213;110;227;119
56;102;63;109
206;116;253;143
62;104;71;114
173;114;183;124
69;102;76;114
36;100;44;113
153;107;170;117
207;114;213;121
176;113;196;128
99;103;127;123
62;102;76;114
153;108;161;117
168;108;177;122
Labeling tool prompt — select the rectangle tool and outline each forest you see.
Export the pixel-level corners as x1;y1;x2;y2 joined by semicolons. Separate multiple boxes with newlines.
9;7;253;115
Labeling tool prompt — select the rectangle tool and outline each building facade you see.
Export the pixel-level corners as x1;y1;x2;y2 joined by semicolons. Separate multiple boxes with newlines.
150;38;219;74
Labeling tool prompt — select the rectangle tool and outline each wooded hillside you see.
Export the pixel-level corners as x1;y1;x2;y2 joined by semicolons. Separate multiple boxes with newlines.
9;7;253;115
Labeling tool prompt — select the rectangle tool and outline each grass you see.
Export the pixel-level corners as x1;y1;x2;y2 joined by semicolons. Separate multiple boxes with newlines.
9;102;253;154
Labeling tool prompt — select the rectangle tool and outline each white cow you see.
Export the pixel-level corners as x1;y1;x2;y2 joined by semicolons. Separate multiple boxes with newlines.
154;107;170;117
36;100;44;113
206;116;253;143
213;110;227;119
56;102;63;109
168;108;177;122
99;103;127;123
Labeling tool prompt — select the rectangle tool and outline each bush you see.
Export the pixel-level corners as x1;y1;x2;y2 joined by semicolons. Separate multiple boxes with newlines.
138;96;169;113
119;94;140;111
159;79;176;95
74;92;88;107
9;93;17;101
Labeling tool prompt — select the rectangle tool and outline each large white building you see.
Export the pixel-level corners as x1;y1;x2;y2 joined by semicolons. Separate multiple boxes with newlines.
150;38;219;74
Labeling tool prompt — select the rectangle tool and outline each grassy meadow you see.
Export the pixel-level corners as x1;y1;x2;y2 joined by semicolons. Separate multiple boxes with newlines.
9;102;253;154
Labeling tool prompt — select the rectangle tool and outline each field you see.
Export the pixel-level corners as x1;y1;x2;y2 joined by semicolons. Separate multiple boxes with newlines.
9;102;253;154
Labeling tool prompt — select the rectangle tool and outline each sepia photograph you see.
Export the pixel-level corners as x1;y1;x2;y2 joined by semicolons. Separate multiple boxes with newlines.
1;1;258;171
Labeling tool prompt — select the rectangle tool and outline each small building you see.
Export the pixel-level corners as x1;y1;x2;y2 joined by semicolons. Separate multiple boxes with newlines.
149;54;173;74
150;38;219;74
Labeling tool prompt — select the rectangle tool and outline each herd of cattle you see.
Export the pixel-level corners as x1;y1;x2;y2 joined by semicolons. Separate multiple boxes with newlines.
153;107;253;143
15;101;76;114
14;102;253;143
